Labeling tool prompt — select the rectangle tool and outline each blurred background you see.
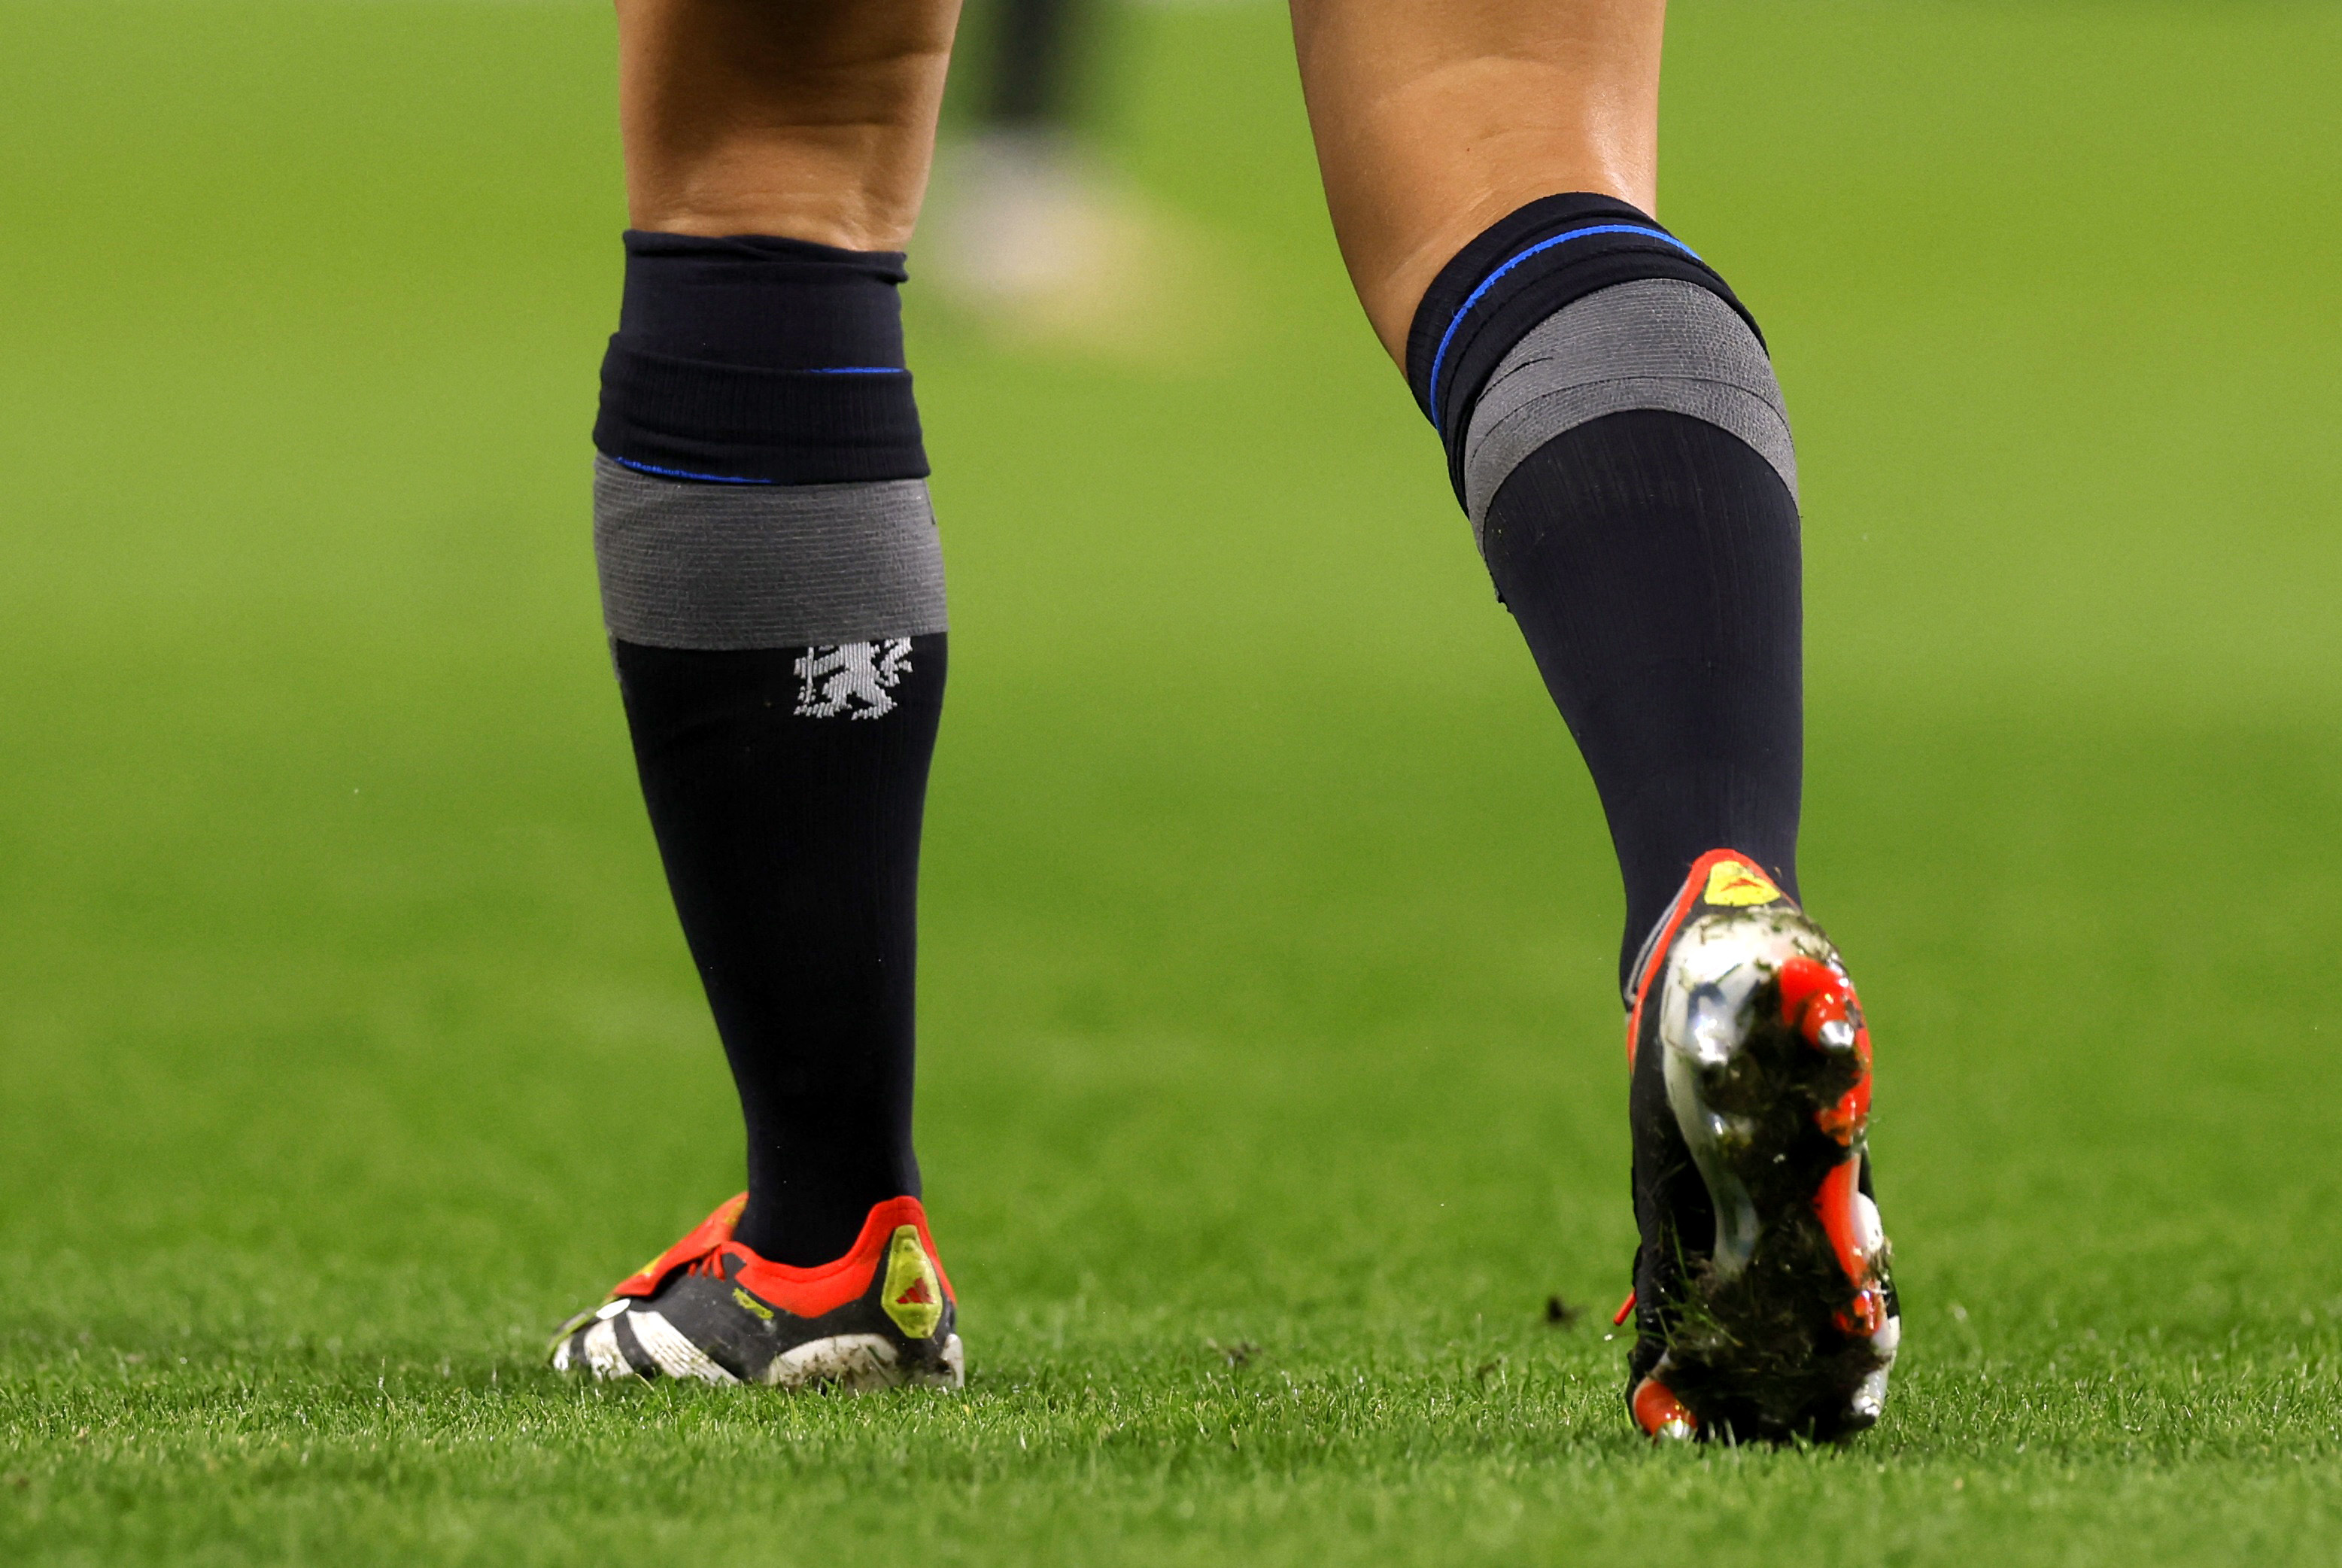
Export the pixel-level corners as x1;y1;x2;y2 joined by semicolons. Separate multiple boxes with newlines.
0;0;2338;1555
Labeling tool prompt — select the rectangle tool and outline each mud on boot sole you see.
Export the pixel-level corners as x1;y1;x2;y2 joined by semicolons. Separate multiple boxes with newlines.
1643;911;1895;1442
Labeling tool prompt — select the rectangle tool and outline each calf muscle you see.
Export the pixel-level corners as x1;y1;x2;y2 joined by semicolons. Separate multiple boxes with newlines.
1289;0;1666;361
618;0;962;247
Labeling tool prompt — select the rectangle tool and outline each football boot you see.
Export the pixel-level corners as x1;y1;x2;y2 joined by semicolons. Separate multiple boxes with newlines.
549;1193;964;1390
1618;849;1899;1442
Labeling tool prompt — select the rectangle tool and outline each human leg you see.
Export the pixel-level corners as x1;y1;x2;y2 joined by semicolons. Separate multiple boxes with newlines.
615;0;958;246
1289;0;1897;1439
1289;0;1663;362
553;0;964;1387
1294;0;1796;998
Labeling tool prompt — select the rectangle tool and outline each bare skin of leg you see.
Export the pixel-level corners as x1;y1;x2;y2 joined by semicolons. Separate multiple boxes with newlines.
616;0;964;248
1288;0;1666;364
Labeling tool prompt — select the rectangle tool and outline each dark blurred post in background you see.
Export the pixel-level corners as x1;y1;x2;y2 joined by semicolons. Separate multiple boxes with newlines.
986;0;1084;135
922;0;1215;355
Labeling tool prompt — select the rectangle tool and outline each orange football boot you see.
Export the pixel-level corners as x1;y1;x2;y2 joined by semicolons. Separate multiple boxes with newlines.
1618;849;1899;1442
550;1194;963;1390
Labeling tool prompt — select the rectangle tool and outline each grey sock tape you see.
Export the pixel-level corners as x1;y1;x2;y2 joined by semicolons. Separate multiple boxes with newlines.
593;457;947;649
1460;279;1798;541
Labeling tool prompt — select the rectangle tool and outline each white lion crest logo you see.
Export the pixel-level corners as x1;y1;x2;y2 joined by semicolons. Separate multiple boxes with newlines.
793;639;913;719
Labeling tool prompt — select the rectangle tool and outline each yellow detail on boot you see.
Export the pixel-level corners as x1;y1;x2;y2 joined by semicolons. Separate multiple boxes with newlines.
879;1226;944;1340
1703;859;1783;907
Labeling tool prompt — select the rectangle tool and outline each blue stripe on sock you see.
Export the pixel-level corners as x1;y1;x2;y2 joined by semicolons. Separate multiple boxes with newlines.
606;454;777;485
601;368;908;484
1426;224;1702;435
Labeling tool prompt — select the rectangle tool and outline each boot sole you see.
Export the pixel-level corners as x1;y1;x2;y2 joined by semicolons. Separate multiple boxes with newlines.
1637;910;1896;1441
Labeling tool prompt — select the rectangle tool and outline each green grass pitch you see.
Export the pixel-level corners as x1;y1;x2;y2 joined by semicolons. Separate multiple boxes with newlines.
3;1;2340;1561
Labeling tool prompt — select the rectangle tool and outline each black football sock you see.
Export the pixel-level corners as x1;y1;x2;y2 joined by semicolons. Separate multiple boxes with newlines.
1406;194;1805;992
594;231;946;1267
